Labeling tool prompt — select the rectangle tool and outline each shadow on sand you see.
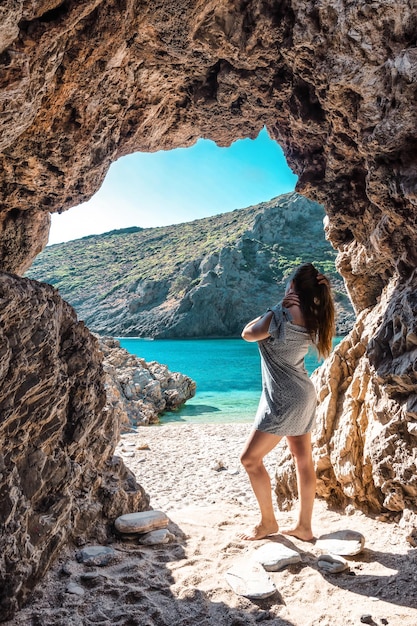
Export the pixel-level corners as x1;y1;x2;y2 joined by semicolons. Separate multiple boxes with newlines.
7;517;296;626
265;533;417;612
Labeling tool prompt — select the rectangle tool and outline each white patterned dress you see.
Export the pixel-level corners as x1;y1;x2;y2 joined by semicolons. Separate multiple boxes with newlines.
253;304;317;436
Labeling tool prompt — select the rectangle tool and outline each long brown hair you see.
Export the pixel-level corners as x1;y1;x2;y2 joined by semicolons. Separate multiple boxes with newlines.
291;263;335;358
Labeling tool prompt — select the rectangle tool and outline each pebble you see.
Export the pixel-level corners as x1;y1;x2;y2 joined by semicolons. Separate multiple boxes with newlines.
138;529;175;545
211;460;227;471
316;530;365;555
253;542;301;571
66;583;85;596
114;510;169;534
255;610;272;622
79;571;102;581
360;615;374;624
75;546;116;566
225;560;277;599
317;553;349;574
59;563;72;577
344;504;356;516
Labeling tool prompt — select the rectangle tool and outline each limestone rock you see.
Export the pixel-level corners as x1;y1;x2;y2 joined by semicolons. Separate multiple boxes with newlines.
225;561;277;599
253;542;301;571
0;0;415;310
1;0;417;620
317;554;349;574
316;531;365;556
114;510;169;535
98;336;196;428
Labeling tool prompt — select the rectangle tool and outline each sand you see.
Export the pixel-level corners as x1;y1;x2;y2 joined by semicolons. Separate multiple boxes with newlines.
9;423;417;626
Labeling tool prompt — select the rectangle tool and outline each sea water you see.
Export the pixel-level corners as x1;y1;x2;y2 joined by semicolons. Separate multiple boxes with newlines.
118;337;340;425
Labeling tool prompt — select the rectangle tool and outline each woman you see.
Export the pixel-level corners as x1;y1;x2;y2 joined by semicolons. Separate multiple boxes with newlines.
240;263;335;541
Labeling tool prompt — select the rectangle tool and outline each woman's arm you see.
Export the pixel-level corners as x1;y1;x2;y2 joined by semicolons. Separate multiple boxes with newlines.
241;311;273;342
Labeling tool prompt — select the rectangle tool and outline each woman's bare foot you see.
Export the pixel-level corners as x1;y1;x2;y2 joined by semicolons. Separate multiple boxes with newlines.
238;520;279;541
281;526;314;542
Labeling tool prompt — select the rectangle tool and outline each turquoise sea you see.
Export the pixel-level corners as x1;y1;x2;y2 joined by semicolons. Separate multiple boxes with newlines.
119;338;339;425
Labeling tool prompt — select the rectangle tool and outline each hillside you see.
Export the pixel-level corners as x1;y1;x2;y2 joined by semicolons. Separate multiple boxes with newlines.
26;193;355;337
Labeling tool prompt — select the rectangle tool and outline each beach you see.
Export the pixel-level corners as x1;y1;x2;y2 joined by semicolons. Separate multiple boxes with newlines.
9;423;417;626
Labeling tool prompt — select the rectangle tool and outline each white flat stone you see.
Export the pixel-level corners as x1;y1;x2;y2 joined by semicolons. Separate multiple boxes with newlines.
316;530;365;555
317;553;349;573
225;561;277;599
114;510;169;534
253;542;301;571
138;529;175;545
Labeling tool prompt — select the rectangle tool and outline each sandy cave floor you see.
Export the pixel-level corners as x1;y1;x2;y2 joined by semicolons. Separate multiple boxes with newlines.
8;423;417;626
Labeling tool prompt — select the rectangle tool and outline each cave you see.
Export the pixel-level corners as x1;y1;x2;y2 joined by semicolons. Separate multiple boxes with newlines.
1;0;417;620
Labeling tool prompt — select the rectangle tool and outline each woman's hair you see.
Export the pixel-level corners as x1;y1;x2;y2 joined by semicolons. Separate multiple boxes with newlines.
291;263;336;358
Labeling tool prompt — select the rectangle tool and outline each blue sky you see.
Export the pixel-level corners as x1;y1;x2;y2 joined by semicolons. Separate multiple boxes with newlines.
49;127;297;245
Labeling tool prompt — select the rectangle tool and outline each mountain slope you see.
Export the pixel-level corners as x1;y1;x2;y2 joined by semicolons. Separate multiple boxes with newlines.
26;193;355;337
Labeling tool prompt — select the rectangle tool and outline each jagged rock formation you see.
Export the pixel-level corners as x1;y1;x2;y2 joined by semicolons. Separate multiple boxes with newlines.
0;273;148;620
26;193;355;337
1;0;417;619
99;336;196;428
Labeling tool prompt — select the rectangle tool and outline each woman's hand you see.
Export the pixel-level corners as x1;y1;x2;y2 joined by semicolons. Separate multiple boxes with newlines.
282;293;300;308
317;273;329;286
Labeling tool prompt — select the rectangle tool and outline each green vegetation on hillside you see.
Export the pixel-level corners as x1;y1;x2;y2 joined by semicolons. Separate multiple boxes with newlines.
26;193;354;336
29;207;262;300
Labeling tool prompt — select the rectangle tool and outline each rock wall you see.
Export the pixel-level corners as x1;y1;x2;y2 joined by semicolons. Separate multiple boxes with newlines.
0;274;148;621
1;0;417;617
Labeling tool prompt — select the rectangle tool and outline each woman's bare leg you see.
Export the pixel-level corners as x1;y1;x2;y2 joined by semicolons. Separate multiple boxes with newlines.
239;429;282;540
282;433;315;541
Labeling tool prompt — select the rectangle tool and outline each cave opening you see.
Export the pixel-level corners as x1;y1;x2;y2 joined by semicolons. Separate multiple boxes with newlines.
2;1;417;621
26;126;355;342
47;127;297;245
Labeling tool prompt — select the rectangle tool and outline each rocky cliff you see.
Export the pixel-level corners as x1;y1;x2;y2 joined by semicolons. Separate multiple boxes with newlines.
1;0;417;619
26;193;355;337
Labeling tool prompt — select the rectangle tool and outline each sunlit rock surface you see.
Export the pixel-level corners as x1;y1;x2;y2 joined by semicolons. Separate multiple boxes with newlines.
1;0;417;618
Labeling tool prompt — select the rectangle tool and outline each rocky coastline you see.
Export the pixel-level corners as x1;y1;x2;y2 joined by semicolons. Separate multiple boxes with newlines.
99;336;196;429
